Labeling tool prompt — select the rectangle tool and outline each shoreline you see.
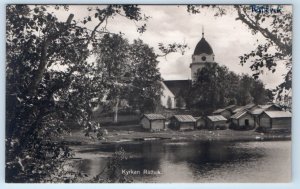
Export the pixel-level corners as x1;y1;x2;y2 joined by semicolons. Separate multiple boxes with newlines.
61;128;291;183
60;128;291;146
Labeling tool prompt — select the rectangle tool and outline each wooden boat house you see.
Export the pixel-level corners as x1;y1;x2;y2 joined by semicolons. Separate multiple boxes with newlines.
140;114;166;131
169;115;196;131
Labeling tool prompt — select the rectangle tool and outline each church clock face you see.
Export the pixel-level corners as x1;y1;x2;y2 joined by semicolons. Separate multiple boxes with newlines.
201;56;206;61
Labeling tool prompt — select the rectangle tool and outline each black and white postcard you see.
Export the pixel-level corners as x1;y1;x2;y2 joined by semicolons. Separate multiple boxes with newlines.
6;4;292;183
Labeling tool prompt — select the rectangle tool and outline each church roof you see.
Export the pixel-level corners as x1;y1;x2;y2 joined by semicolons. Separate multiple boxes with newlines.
194;37;214;55
163;80;191;97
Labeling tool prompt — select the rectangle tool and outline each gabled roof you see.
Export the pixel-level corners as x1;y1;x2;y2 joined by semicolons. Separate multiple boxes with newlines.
258;104;273;109
223;104;237;111
143;114;166;120
263;111;292;118
250;108;265;115
172;115;196;122
213;108;228;114
233;107;244;113
231;110;249;119
244;103;256;109
207;115;227;122
233;103;256;113
258;104;281;110
162;80;191;97
194;116;204;121
251;104;282;115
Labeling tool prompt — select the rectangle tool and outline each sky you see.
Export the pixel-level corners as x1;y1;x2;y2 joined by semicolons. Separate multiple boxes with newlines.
52;5;292;89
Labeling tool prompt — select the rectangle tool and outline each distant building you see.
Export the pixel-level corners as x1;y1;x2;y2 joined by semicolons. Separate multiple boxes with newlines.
259;111;292;130
212;108;231;119
140;114;166;131
232;103;256;114
250;104;282;127
258;104;282;111
206;115;227;130
160;30;217;109
169;115;196;130
160;82;176;109
161;80;191;109
195;116;206;129
223;104;238;114
231;110;255;129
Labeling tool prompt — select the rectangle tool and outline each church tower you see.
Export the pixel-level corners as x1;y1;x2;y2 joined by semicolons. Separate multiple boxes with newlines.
190;28;216;82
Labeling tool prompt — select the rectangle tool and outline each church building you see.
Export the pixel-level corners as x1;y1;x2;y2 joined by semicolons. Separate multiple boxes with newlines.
161;30;217;109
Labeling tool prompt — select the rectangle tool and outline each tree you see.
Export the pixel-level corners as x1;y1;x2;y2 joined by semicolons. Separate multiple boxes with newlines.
250;77;274;104
235;5;292;101
187;5;292;100
187;64;272;114
6;4;148;182
6;4;189;182
6;5;92;182
128;39;162;113
94;35;163;119
187;64;227;113
94;34;131;123
237;74;255;105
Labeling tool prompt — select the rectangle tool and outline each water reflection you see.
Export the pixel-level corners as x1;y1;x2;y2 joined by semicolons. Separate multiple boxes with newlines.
72;141;291;183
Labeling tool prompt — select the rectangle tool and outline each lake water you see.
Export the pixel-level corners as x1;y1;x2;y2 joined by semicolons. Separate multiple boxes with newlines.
70;140;291;183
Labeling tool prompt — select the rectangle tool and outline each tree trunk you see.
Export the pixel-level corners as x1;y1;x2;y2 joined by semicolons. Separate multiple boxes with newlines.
28;14;74;96
114;97;119;123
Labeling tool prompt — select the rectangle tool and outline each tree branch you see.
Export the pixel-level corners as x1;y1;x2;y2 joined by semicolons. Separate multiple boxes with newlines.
28;14;74;96
236;6;291;56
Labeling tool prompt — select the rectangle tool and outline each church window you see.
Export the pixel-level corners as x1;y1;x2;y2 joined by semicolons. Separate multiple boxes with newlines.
201;56;206;61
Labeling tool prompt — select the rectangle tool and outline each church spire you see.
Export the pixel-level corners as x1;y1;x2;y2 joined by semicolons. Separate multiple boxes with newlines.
202;25;204;38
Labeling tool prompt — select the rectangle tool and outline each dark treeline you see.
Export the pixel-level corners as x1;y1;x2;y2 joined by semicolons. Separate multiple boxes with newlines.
185;64;274;114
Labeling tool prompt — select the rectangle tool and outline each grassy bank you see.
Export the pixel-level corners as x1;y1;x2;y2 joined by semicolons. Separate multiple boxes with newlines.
60;125;291;145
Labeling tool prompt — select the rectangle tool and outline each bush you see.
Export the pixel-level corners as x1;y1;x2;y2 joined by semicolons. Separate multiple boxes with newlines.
91;147;132;183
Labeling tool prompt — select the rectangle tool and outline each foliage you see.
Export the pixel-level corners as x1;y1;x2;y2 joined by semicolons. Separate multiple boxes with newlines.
158;42;188;57
187;64;273;114
6;4;89;182
5;4;148;182
129;39;163;112
94;34;163;116
90;147;132;183
235;5;292;101
6;4;188;182
187;64;227;112
187;5;292;101
42;147;130;183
